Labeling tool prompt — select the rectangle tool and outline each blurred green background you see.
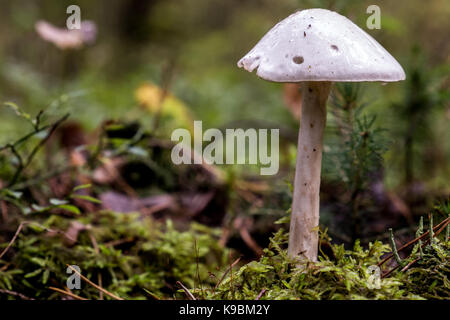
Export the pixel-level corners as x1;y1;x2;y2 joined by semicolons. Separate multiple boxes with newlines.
0;0;448;191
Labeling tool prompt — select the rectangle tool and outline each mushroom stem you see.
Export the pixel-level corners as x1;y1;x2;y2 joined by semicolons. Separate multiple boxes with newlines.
288;81;331;262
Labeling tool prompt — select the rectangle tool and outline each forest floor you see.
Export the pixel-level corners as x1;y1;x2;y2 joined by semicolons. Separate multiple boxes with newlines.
0;112;449;300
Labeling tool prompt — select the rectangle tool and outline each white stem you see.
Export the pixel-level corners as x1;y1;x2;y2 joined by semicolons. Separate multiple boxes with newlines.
288;81;331;262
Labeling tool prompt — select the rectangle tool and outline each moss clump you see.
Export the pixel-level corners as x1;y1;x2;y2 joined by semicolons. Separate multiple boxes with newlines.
1;210;448;300
209;227;449;300
398;243;449;299
0;211;227;300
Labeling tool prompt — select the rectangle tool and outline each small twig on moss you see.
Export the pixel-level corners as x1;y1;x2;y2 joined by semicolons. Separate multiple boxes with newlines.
142;288;160;300
176;281;196;300
49;287;88;300
446;215;449;241
66;264;123;300
378;217;449;267
7;113;70;187
0;289;34;300
400;257;420;273
255;289;266;300
239;225;263;256
381;264;400;279
104;237;135;247
10;165;71;190
382;221;449;278
433;218;450;240
213;256;241;293
0;221;74;260
0;221;29;260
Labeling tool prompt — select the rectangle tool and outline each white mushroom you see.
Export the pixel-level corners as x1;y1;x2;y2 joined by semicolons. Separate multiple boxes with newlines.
237;8;405;262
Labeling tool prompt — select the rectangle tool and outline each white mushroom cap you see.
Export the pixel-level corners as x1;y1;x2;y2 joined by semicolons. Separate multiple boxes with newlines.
238;9;405;82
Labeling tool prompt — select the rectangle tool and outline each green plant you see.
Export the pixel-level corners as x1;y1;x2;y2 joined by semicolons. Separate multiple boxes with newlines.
325;83;388;241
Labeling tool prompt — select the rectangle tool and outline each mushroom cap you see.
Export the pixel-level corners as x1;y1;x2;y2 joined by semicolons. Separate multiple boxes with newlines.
238;9;405;82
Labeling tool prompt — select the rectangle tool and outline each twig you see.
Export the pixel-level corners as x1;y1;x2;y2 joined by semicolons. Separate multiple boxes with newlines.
400;257;420;273
381;264;400;279
235;217;263;256
378;217;449;267
0;222;29;260
104;237;135;247
446;215;449;242
382;222;449;278
0;289;34;300
255;289;266;300
142;288;160;300
66;264;123;300
7;113;70;187
48;287;88;300
0;221;74;260
434;219;450;240
176;281;196;300
213;256;241;293
10;165;71;190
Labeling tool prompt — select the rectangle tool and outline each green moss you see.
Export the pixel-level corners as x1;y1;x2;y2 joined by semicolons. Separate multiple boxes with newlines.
1;210;448;300
0;211;228;300
209;226;449;300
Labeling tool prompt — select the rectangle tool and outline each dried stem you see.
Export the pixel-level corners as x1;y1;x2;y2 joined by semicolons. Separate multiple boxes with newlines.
0;222;29;260
0;289;34;300
213;256;241;293
49;287;88;300
176;281;196;300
